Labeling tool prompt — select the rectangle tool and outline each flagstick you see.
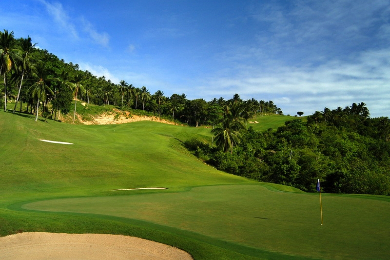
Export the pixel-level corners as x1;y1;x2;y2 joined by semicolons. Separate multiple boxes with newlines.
320;193;323;225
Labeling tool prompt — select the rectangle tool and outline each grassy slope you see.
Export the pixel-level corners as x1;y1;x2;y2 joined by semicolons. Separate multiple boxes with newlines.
1;111;389;260
248;114;298;132
0;111;246;199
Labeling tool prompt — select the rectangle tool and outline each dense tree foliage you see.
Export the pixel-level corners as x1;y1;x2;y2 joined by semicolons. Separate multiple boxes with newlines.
187;103;390;195
0;29;282;123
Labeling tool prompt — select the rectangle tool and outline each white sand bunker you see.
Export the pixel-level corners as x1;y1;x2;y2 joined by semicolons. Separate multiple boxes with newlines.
0;232;193;260
40;139;73;145
115;187;167;191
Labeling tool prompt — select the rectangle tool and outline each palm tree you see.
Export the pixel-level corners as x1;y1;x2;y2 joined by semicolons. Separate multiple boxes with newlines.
13;36;36;113
207;99;223;129
102;80;114;106
83;70;93;104
125;83;133;107
168;100;181;121
131;87;140;109
232;93;242;104
29;63;53;121
70;71;84;123
259;100;265;115
53;68;73;120
118;80;128;108
154;90;164;118
211;104;246;154
169;93;186;121
241;100;256;125
0;30;18;112
140;86;150;111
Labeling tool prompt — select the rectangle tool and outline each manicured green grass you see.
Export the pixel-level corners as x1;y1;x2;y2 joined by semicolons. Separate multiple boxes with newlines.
248;114;298;131
0;111;243;198
23;185;390;260
1;110;389;260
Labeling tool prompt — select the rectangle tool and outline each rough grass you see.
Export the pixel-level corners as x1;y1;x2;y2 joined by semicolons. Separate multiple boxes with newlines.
1;110;389;260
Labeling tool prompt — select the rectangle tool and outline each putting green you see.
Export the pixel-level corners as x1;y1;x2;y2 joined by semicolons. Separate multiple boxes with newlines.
24;184;390;260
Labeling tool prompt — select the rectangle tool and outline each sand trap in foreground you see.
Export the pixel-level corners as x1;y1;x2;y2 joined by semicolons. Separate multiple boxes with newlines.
0;232;193;260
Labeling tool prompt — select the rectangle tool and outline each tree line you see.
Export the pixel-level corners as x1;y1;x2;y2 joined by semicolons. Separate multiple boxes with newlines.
0;30;282;124
186;102;390;195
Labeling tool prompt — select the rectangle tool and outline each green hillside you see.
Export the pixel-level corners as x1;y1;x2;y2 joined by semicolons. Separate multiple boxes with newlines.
248;114;298;131
1;111;389;260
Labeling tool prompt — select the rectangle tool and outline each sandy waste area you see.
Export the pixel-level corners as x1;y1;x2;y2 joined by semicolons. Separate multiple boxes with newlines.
0;232;193;260
79;110;177;126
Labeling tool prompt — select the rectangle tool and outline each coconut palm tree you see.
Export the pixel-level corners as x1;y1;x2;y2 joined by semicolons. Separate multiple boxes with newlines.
125;83;133;107
259;100;265;116
83;70;93;104
13;36;36;113
140;86;150;111
70;71;84;123
52;68;73;120
169;93;186;121
211;104;246;154
118;80;128;108
102;80;114;106
0;30;18;112
131;87;140;109
29;63;53;121
154;90;164;118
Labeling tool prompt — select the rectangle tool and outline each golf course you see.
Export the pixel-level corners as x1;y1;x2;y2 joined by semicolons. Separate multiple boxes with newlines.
1;110;389;260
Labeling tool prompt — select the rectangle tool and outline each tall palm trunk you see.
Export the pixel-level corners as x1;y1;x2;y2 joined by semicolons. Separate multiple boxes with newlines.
13;71;25;113
73;96;77;123
3;74;7;112
0;63;3;111
35;99;39;121
4;73;7;112
73;84;79;123
158;100;161;119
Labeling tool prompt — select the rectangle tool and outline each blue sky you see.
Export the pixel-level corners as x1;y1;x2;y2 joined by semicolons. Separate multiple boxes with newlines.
1;0;390;117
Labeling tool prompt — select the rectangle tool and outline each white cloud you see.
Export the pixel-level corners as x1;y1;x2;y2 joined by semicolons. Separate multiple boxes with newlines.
38;0;109;48
38;0;78;39
248;0;390;66
81;17;110;48
79;63;120;84
127;44;136;53
195;47;390;117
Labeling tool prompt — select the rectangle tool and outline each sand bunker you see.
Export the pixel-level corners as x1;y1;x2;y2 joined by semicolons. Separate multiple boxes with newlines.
80;111;178;126
0;232;193;260
40;139;73;145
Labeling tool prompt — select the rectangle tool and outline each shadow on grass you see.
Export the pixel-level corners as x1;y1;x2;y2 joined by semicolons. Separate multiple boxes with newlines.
3;110;63;123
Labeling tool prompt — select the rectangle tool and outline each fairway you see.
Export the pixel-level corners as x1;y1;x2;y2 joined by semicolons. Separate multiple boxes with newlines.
1;111;390;260
248;114;297;131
